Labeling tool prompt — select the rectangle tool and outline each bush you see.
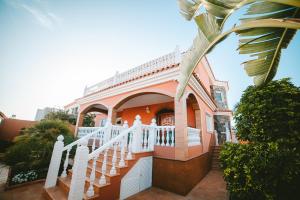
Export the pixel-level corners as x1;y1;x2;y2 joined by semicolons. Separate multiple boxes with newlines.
220;79;300;200
234;78;300;143
220;143;300;200
3;120;74;185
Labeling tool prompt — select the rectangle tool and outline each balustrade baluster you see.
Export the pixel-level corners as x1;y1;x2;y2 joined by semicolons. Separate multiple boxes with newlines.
161;128;165;146
99;149;108;185
156;128;160;146
86;156;97;197
119;138;126;167
110;143;117;175
126;132;133;160
143;129;147;150
166;127;170;146
61;148;70;178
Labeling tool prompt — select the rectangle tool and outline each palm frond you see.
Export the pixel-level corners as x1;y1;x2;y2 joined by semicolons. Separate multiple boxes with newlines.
178;0;202;20
176;18;300;99
177;0;300;99
238;3;300;85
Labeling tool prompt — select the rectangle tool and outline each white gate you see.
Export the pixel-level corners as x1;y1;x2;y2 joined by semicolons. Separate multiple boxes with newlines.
120;156;153;200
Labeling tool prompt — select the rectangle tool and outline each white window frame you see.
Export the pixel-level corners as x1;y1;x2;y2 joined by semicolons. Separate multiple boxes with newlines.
206;113;213;133
215;91;224;102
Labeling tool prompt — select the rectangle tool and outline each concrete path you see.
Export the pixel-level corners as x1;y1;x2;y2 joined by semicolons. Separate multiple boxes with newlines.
0;170;228;200
128;170;228;200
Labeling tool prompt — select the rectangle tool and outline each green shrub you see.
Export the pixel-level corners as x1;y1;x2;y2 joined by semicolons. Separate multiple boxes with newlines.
4;120;74;184
234;78;300;143
220;142;300;200
220;79;300;200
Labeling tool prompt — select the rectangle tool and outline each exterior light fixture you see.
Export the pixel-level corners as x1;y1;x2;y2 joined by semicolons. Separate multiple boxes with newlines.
146;106;150;114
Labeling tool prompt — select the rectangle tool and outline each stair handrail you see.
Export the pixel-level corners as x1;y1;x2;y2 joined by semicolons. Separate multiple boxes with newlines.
88;122;137;160
63;124;108;151
68;115;143;199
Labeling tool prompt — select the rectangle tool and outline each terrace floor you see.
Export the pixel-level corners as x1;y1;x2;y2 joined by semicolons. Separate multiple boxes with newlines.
0;170;228;200
128;170;228;200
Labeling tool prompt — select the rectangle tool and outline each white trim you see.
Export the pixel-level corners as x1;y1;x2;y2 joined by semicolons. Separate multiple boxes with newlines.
205;113;214;133
214;111;232;116
188;76;216;110
77;67;180;105
201;58;229;90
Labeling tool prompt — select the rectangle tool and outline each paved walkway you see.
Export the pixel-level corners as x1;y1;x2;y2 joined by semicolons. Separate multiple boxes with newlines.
0;181;45;200
0;170;228;200
128;170;228;200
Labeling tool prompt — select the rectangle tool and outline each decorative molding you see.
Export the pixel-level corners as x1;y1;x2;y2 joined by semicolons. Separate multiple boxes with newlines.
188;76;217;110
84;47;181;95
77;67;180;105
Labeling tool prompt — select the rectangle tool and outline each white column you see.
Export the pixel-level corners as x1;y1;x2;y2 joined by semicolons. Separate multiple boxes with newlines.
214;130;219;146
45;135;64;188
148;118;157;151
68;140;89;200
131;115;142;153
225;122;231;142
104;119;112;143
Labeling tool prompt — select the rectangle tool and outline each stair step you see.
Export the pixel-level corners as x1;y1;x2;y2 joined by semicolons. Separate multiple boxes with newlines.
45;187;67;200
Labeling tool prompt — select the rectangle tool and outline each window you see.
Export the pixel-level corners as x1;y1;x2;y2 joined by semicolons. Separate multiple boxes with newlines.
215;91;223;102
206;114;213;132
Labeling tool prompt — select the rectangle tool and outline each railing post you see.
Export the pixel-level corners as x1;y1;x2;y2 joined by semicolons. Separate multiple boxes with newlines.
225;122;231;142
132;115;142;153
104;119;112;143
148;118;157;151
68;140;89;200
214;130;219;146
45;135;64;188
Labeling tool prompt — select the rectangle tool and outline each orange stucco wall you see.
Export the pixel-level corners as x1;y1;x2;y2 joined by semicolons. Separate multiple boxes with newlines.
118;102;174;126
79;81;177;113
94;113;107;126
194;61;212;94
187;101;196;128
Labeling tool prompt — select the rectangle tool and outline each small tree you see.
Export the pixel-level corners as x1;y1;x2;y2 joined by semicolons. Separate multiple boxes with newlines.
220;78;300;200
4;120;74;184
82;113;96;127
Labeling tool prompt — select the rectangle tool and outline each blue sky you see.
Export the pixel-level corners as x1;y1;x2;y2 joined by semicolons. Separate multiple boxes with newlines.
0;0;299;120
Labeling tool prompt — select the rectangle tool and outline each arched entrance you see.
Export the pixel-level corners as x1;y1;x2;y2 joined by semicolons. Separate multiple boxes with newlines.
186;93;201;129
113;92;174;125
78;104;108;127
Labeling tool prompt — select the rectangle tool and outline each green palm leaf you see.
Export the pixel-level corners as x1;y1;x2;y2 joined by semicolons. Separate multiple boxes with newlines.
177;0;300;99
176;18;300;99
238;3;300;85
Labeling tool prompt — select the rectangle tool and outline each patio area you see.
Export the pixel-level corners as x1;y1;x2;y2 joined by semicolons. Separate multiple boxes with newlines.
0;170;228;200
128;170;228;200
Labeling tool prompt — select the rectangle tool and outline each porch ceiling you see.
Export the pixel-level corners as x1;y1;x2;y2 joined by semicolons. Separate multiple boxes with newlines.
117;94;173;111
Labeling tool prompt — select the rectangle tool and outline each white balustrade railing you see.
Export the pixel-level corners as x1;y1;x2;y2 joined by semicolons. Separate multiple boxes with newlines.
155;125;175;147
84;47;181;95
45;115;176;199
187;127;201;146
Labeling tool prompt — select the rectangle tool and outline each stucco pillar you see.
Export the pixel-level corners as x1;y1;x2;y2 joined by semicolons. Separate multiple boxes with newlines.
74;113;84;137
174;97;189;161
195;110;201;129
107;107;117;124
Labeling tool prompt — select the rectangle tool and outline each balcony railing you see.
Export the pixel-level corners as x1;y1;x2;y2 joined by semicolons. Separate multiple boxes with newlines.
83;46;181;95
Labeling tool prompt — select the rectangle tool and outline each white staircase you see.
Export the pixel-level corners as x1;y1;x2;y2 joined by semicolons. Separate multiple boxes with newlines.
44;115;164;200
